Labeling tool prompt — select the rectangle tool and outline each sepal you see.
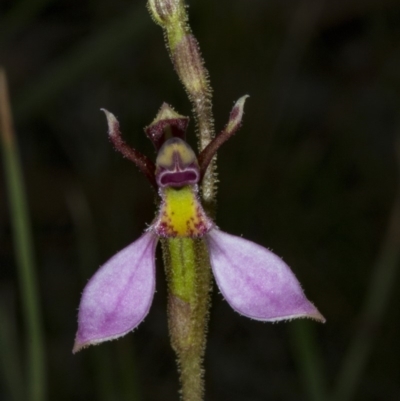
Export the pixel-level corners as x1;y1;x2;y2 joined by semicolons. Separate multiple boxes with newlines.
102;109;157;188
206;229;325;322
145;103;189;150
198;95;249;178
73;231;158;353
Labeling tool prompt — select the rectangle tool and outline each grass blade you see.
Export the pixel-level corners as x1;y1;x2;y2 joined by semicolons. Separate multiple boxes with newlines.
290;320;327;401
0;68;46;401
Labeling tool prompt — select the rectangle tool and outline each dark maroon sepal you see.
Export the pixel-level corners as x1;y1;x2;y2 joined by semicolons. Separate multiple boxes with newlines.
145;103;189;150
101;109;157;189
198;95;249;179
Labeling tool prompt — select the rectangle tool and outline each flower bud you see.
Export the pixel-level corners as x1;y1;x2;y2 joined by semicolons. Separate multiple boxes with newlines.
147;0;184;27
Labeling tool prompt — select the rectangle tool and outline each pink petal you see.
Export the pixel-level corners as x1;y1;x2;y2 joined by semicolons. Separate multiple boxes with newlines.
206;229;325;322
73;231;158;352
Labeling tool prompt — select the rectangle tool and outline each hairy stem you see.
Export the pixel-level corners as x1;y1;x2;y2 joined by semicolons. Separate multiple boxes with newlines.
147;2;216;400
161;238;212;401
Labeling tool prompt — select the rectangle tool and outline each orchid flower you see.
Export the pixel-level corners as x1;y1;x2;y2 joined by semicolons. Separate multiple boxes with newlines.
73;96;324;353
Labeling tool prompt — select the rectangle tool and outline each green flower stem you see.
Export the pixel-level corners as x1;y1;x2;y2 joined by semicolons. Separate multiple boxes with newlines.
147;0;216;212
161;237;212;401
0;69;46;401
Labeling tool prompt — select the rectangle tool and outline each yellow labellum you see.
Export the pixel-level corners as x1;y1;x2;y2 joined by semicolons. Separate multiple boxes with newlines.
156;186;211;237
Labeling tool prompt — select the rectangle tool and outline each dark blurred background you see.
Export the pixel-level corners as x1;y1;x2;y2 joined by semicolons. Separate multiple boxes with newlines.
1;0;400;400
